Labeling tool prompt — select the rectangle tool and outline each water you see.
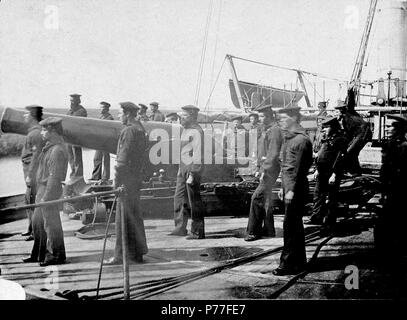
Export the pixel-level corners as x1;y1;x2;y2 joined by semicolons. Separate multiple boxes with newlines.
0;149;116;197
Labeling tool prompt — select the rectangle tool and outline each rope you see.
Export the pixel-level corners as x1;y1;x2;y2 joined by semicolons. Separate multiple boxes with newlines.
209;0;223;89
204;57;226;111
231;55;348;83
194;0;214;106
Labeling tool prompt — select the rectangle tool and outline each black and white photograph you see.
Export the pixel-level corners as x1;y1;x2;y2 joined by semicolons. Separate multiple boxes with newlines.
0;0;406;308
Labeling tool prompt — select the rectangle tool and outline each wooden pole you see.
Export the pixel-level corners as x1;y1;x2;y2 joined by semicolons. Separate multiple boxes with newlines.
120;198;130;300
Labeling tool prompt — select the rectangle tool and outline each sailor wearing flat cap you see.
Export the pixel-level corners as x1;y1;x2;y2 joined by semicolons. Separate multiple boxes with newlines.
104;101;148;265
23;116;68;266
308;116;347;230
137;104;150;121
378;113;407;261
272;105;313;276
245;104;283;242
317;101;328;118
21;105;45;241
165;112;180;124
247;113;260;131
90;102;114;183
149;101;165;122
169;104;206;240
335;100;372;176
66;94;87;179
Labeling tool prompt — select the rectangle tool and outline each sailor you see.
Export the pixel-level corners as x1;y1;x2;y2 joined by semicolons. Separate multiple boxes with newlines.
225;115;248;158
23;117;68;266
104;102;148;265
21;105;45;241
66;94;87;178
313;115;326;155
90;101;114;183
137;103;150;121
335;100;372;176
149;101;165;122
245;105;283;241
317;101;328;118
165;112;180;124
169;105;206;239
247;113;261;131
308;117;347;230
376;114;407;268
272;106;313;276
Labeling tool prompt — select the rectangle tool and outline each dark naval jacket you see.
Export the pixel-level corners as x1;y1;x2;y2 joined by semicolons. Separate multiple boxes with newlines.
36;136;68;201
257;123;283;181
280;125;313;194
316;132;348;175
179;122;205;175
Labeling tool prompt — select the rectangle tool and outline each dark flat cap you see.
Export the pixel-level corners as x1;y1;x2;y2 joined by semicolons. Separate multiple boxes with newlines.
321;117;340;128
39;117;63;128
231;115;243;121
248;113;259;118
100;101;111;108
334;100;347;109
166;112;179;118
119;101;139;112
150;101;159;107
70;94;81;98
254;104;273;113
139;103;148;109
387;114;407;126
318;101;327;107
25;105;43;111
277;106;301;115
181;105;200;112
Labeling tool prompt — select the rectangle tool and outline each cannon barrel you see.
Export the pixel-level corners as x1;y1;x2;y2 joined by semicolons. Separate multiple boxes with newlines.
0;106;246;182
0;106;178;155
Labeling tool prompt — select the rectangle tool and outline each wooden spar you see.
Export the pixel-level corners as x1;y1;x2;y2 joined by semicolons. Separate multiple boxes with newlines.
226;55;245;109
296;71;312;108
120;199;130;300
0;188;123;212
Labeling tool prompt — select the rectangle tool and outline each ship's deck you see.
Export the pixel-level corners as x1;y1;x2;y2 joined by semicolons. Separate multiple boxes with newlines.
0;213;405;300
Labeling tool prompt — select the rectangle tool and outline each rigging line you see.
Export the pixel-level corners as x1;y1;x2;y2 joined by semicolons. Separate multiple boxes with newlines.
230;54;348;83
303;74;323;100
204;56;226;111
210;0;223;89
194;0;214;106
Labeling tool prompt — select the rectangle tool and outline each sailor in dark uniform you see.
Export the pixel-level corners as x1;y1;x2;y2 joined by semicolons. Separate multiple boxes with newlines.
335;100;372;175
137;104;150;121
376;114;407;269
66;94;87;178
308;117;347;229
247;113;260;131
165;112;180;124
91;101;114;183
273;106;313;276
169;105;206;239
149;101;165;122
21;105;45;241
245;105;283;241
23;117;68;266
104;102;148;265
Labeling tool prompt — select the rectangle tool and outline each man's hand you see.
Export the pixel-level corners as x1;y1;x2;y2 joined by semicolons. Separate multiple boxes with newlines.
186;174;194;185
25;177;31;187
278;188;284;201
285;190;294;204
254;171;260;179
329;173;336;185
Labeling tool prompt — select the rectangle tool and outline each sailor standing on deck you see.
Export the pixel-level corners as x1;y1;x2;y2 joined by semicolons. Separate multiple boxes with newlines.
169;105;206;239
376;115;407;269
90;101;114;183
21;105;45;241
149;101;165;122
335;100;372;176
245;105;283;241
308;117;347;230
66;94;87;179
23;117;68;266
104;102;148;265
272;107;313;276
137;104;150;121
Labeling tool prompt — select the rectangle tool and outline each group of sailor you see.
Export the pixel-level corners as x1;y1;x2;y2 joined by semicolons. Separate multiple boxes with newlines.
18;95;407;276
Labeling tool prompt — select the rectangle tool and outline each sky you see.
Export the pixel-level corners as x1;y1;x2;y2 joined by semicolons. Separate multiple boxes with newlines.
0;0;377;111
